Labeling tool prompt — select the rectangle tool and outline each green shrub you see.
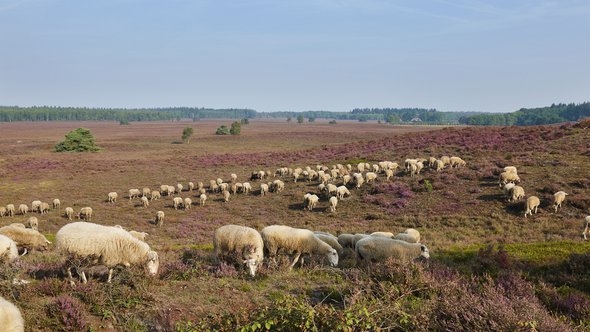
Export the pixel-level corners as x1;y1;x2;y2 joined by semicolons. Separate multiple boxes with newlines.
182;127;194;144
230;121;241;135
54;128;100;152
216;125;230;135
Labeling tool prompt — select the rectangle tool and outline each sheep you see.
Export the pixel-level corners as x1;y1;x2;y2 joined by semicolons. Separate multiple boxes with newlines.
259;183;269;196
26;217;38;231
6;204;15;217
199;194;207;206
0;234;19;263
167;185;176;195
261;225;338;269
108;192;118;203
408;162;418;177
306;194;319;211
198;188;207;195
78;207;93;221
313;232;344;255
355;237;430;263
434;159;445;172
160;184;169;195
39;202;49;214
329;196;338;212
0;295;25;332
372;164;380;173
272;180;285;193
31;200;41;213
150;191;160;200
385;169;394;180
354;174;364;188
440;156;451;166
55;222;159;284
330;169;340;179
219;182;229;193
404;159;418;172
582;216;590;240
450;156;466;168
223;190;231;202
415;161;424;175
393;233;420;243
173;197;183;210
0;225;51;252
365;172;377;183
141;196;149;208
0;206;6;217
188;182;194;191
553;191;568;212
337;233;356;248
129;231;148;241
18;204;28;215
129;188;141;199
209;180;219;193
197;182;204;191
503;183;516;201
8;223;25;228
293;172;301;182
230;173;238;182
242;182;252;194
503;166;518;174
155;211;165;227
402;228;421;243
213;225;264;276
327;184;338;196
370;231;394;238
142;187;151;197
524;196;540;218
231;183;238;195
216;178;223;186
183;197;192;210
427;157;437;168
510;186;525;202
176;183;184;193
342;174;352;186
499;171;521;187
357;163;365;172
64;207;74;220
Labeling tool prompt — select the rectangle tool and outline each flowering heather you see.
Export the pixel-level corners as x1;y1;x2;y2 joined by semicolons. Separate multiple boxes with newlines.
364;182;415;214
50;295;87;331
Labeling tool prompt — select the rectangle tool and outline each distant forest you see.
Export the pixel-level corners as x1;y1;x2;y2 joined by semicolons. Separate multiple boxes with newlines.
0;102;588;126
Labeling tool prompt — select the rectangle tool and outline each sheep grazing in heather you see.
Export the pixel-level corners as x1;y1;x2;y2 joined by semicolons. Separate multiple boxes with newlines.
173;197;183;210
365;172;377;183
503;166;518;174
337;233;355;249
26;217;38;231
78;207;93;221
450;156;466;168
141;196;150;208
499;171;521;187
259;183;269;196
129;230;148;241
197;182;204;191
55;222;159;284
434;159;445;172
188;182;194;191
184;197;192;210
199;194;207;206
0;225;51;252
357;163;365;172
313;231;343;255
167;185;176;195
213;225;264;277
509;186;525;202
440;156;451;166
327;184;338;197
31;200;41;213
272;180;285;193
0;206;6;217
304;194;319;211
209;180;219;193
108;192;118;203
293;172;301;182
355;237;430;263
329;196;338;212
155;211;165;227
354;173;364;188
524;196;540;218
39;202;50;214
128;188;140;200
142;187;151;197
553;191;568;212
64;207;74;220
151;191;160;200
0;234;19;263
502;183;516;201
0;295;25;332
6;204;15;217
216;178;223;186
177;183;184;193
427;157;437;168
18;204;28;215
219;182;229;193
342;174;352;186
160;184;168;195
582;216;590;240
385;169;394;180
242;182;252;194
222;190;231;202
261;225;338;270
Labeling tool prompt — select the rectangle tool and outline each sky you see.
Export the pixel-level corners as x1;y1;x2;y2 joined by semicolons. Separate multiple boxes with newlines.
0;0;588;113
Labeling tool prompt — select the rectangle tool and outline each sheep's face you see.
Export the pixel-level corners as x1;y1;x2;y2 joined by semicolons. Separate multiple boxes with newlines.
420;245;430;259
146;251;159;276
243;258;258;277
327;249;339;267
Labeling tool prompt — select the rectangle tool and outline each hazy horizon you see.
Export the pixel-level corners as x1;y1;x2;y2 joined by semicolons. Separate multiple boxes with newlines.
1;1;588;113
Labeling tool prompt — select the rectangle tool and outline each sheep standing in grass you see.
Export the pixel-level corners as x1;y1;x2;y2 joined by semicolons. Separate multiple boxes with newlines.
260;184;269;196
313;232;343;255
261;225;338;270
0;234;19;263
354;173;364;188
337;233;355;249
510;186;525;202
327;184;338;197
305;194;319;211
6;204;15;217
385;169;394;180
396;228;421;243
155;211;165;227
365;172;377;183
434;160;445;172
18;204;28;215
188;182;194;191
219;183;229;193
64;207;74;220
199;194;207;206
175;183;183;193
0;225;51;252
108;192;118;203
524;196;540;218
450;156;466;168
242;182;252;194
213;225;264;277
141;196;149;208
151;191;160;200
184;197;192;210
31;200;41;213
173;197;183;210
582;216;590;240
39;202;49;214
355;237;430;262
503;183;516;201
209;180;219;193
230;173;238;182
129;189;140;200
55;222;159;284
499;171;521;187
0;295;25;332
78;207;93;221
26;217;38;231
329;196;338;212
0;207;6;217
272;180;285;193
553;191;568;212
342;174;352;186
142;187;151;197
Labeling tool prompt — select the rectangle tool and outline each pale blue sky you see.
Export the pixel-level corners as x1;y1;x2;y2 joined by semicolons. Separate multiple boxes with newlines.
0;0;588;112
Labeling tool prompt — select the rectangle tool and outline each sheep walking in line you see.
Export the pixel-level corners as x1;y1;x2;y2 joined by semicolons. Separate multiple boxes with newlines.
553;191;568;212
64;207;74;220
108;192;118;203
0;295;25;332
355;237;430;263
155;211;165;227
55;222;159;285
524;196;540;218
18;204;28;215
582;216;590;240
78;207;93;221
199;194;207;206
329;196;338;213
141;196;150;208
213;225;264;277
261;225;338;270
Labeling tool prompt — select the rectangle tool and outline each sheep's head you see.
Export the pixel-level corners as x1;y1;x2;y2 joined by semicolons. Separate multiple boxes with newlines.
420;245;430;259
326;249;338;267
146;250;159;276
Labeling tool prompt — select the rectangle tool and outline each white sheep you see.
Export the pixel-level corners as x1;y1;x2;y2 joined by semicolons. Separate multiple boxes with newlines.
64;207;74;220
160;184;169;195
213;225;264;276
199;194;207;206
78;207;93;221
272;180;285;193
499;171;521;187
329;196;338;212
230;173;238;182
313;231;343;255
342;174;352;186
222;190;230;202
434;159;445;172
55;222;159;284
129;188;141;200
0;225;51;252
216;178;224;186
385;169;394;180
355;237;430;262
354;173;364;188
553;191;568;212
39;202;49;214
393;233;419;243
141;196;149;208
108;192;118;203
503;166;518;174
450;156;466;168
261;225;338;270
402;228;421;243
242;182;252;194
142;187;151;197
306;194;319;211
6;204;15;217
31;200;41;213
219;182;229;193
337;233;355;248
18;204;28;215
184;197;192;210
582;216;590;240
177;183;184;193
209;180;219;193
503;183;516;201
0;206;6;217
150;191;160;200
173;197;183;210
0;295;25;332
327;184;338;196
0;234;19;263
524;196;540;218
440;156;451;166
188;182;195;191
26;217;38;231
128;230;148;241
365;172;377;183
155;211;165;227
231;183;239;195
370;231;394;238
167;185;176;195
260;183;269;196
510;186;525;202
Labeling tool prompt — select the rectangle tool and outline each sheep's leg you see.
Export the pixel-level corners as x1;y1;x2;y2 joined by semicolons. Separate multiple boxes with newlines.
534;206;538;213
289;253;301;270
80;270;88;284
107;269;113;283
66;267;75;286
583;224;589;240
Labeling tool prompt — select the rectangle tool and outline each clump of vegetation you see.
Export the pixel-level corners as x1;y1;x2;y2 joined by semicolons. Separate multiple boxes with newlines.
181;127;194;144
297;115;304;124
119;118;130;125
230;121;241;135
328;120;337;125
54;128;101;152
240;118;249;125
308;117;315;123
216;125;230;135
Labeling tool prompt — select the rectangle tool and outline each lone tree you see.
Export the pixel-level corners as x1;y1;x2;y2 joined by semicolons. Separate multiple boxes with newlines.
230;121;241;135
54;128;101;152
297;114;304;124
182;127;194;144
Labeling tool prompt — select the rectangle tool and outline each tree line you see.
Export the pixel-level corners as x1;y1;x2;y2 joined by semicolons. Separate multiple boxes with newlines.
458;102;590;126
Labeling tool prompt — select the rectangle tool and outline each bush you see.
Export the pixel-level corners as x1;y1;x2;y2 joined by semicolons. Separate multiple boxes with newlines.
230;121;241;135
181;127;194;144
328;120;337;125
119;119;130;125
240;118;249;125
54;128;100;152
216;125;230;135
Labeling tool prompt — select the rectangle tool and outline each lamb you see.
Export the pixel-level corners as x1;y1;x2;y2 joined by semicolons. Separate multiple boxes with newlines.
259;183;269;196
213;225;264;277
141;196;149;208
150;191;160;200
450;156;466;168
6;204;15;217
183;197;192;210
31;200;41;213
0;295;25;332
0;206;6;217
524;196;540;218
129;231;148;241
242;182;252;194
64;207;74;220
26;217;38;231
142;187;151;197
108;192;118;203
313;232;344;255
365;172;377;183
553;191;568;212
18;204;28;215
510;186;525;202
394;228;421;243
155;211;165;227
582;216;590;240
355;237;430;262
261;225;338;269
0;225;51;251
39;202;50;214
55;222;159;284
199;194;207;206
188;182;194;191
78;207;93;221
0;234;19;263
329;196;338;212
129;188;141;200
370;231;394;238
173;197;183;210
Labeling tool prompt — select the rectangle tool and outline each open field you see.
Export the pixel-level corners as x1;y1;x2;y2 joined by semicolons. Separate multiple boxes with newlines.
1;119;590;331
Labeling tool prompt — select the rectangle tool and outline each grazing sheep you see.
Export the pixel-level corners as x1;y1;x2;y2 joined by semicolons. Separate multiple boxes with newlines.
155;211;165;227
510;186;525;202
129;231;148;241
357;163;365;172
261;225;338;269
26;217;38;231
223;190;231;202
213;225;264;277
219;182;229;193
160;184;169;195
415;161;424;175
354;174;364;188
150;191;161;200
427;157;437;168
55;222;159;284
177;183;184;193
553;191;568;212
402;228;421;243
31;200;41;213
355;237;430;262
351;234;369;248
272;180;285;193
337;233;356;249
306;194;319;211
313;232;344;255
188;182;194;191
231;183;238;195
199;188;207;195
216;178;223;186
199;194;207;206
230;173;238;182
209;180;219;193
582;216;590;240
385;169;394;180
434;159;445;172
370;231;394;238
503;183;516;201
141;196;149;208
0;234;19;263
39;202;49;214
0;295;25;332
524;196;540;218
293;172;301;182
197;182;204;191
142;187;151;197
440;156;451;166
342;174;352;186
129;188;141;200
173;197;183;210
183;197;192;210
503;166;518;174
18;204;28;215
0;225;51;251
450;156;466;168
78;207;93;221
242;182;252;194
108;192;118;203
327;184;338;196
167;185;176;195
393;233;420;243
6;204;15;217
329;196;338;212
365;172;377;183
260;183;269;196
499;171;521;187
64;207;74;220
0;207;6;217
